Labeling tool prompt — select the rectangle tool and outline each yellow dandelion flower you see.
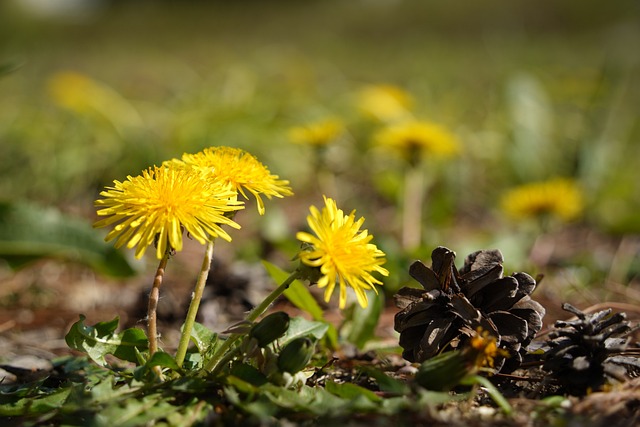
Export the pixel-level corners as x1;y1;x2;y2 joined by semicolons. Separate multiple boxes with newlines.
296;196;388;309
373;120;460;163
94;164;243;259
288;119;344;146
467;328;509;369
176;146;293;215
47;71;142;128
357;84;413;122
48;72;97;114
500;178;584;222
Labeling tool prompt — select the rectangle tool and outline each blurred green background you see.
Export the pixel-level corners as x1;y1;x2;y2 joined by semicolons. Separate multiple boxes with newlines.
1;0;639;307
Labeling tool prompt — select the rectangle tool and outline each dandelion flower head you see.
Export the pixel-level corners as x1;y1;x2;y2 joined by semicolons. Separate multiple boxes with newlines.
500;178;584;222
47;71;142;128
296;196;388;309
177;146;293;215
468;328;509;369
48;71;104;114
94;164;243;259
374;120;460;163
288;119;344;146
357;84;413;122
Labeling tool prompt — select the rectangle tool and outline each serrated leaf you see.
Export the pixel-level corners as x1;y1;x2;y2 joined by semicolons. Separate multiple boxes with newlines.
65;315;148;366
165;400;212;426
93;394;177;427
0;201;136;277
0;387;72;416
261;383;344;415
261;383;379;416
277;316;328;346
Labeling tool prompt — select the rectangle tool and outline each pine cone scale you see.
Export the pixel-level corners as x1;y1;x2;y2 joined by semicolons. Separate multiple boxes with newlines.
394;247;546;373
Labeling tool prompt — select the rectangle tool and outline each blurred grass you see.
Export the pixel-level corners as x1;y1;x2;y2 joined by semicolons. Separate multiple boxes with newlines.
0;0;639;294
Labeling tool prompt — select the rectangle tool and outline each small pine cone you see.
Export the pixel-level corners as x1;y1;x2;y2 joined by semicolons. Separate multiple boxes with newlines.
394;246;545;373
542;303;640;395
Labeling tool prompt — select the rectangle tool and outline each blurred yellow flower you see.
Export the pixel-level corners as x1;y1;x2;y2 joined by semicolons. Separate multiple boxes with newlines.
94;165;243;259
357;84;413;122
296;196;388;309
175;146;293;215
48;72;97;114
500;178;584;222
47;71;142;129
288;119;344;146
468;328;509;369
374;120;460;162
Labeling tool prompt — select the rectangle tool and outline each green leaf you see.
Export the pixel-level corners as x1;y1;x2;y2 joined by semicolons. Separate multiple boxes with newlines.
113;328;150;363
230;363;268;386
262;260;324;320
145;351;180;371
359;366;409;394
277;316;328;346
226;376;260;396
460;375;513;415
415;351;467;391
0;61;21;77
325;380;382;403
260;383;347;415
0;201;137;277
0;387;72;416
189;321;218;353
65;315;148;366
261;383;381;416
262;260;338;348
93;394;178;427
342;290;384;349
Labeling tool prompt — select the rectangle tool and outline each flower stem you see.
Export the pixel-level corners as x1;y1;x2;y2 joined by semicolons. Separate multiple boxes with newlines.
402;165;425;250
148;251;170;380
175;240;215;368
204;269;300;373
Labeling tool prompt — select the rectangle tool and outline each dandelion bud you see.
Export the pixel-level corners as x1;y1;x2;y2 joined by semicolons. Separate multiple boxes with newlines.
249;312;290;348
277;337;314;374
295;245;324;285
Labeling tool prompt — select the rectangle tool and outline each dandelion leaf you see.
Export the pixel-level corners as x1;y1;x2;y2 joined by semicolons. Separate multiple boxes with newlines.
65;315;148;366
0;201;136;277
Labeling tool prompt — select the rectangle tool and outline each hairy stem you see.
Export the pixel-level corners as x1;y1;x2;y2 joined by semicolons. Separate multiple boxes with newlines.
148;251;169;380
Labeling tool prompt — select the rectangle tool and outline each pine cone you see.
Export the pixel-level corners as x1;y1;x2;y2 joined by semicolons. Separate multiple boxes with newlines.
394;246;545;372
542;303;640;395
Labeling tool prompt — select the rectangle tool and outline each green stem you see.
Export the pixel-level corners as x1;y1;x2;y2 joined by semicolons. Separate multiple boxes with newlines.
148;251;170;380
461;375;513;415
402;165;425;251
175;240;215;369
204;269;301;373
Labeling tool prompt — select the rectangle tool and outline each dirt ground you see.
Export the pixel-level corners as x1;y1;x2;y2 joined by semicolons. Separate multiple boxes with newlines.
1;230;640;425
